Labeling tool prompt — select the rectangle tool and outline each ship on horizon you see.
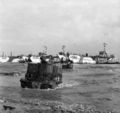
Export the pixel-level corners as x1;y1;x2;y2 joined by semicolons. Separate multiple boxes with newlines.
92;43;119;64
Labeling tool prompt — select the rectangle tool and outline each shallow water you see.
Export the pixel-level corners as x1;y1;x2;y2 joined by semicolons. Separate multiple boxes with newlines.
0;63;120;112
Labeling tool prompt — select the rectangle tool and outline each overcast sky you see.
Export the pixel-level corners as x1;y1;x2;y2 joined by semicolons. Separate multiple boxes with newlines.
0;0;120;57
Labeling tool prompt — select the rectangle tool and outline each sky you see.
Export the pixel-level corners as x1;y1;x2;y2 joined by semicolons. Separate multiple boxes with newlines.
0;0;120;57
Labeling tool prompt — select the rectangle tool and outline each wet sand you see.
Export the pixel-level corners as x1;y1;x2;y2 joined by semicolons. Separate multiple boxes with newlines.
0;63;120;112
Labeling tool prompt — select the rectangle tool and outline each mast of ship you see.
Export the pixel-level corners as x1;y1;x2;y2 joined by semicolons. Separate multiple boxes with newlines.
103;42;107;52
2;52;4;57
62;45;66;54
43;45;47;54
10;52;12;57
103;42;107;57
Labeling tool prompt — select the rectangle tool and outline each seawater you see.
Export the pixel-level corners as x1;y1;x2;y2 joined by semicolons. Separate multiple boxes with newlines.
0;63;120;112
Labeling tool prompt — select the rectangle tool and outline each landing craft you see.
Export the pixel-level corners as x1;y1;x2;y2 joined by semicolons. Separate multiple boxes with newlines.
81;57;96;64
58;53;73;69
0;57;9;63
92;43;119;64
30;56;41;63
69;55;81;63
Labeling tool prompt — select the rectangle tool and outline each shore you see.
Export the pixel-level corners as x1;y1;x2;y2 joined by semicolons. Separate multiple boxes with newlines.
0;96;114;113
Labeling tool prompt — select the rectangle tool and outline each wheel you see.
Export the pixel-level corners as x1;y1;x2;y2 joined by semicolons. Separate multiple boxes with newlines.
32;82;39;89
50;83;56;89
21;82;26;88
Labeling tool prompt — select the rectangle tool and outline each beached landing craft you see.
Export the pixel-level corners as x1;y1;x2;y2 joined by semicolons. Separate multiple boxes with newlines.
107;57;120;64
69;55;81;63
0;57;9;63
20;62;62;89
81;56;96;64
61;61;73;69
30;56;41;63
92;43;120;64
58;53;73;69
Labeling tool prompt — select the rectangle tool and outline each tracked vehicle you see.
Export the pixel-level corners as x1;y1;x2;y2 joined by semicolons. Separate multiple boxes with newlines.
20;63;62;89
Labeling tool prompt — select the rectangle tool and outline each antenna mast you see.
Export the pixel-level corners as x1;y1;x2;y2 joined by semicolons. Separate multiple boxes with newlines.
103;42;107;52
62;45;66;53
43;45;47;54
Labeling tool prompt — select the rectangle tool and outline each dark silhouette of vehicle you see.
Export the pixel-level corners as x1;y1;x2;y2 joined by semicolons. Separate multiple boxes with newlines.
61;58;73;69
20;62;62;89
